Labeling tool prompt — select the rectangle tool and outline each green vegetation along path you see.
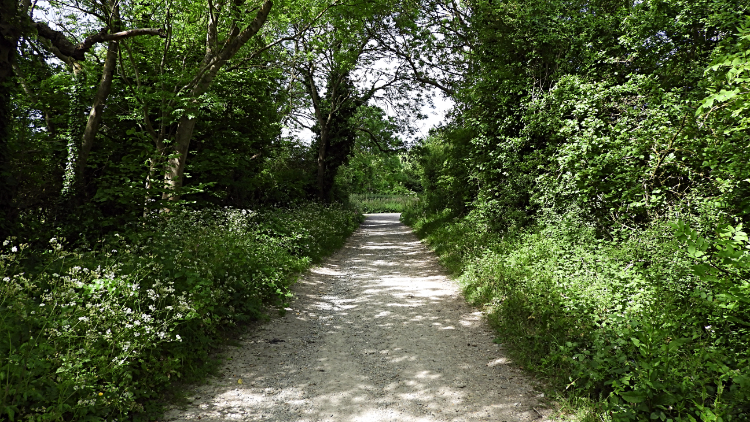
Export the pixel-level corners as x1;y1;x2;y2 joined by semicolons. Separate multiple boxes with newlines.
165;214;550;422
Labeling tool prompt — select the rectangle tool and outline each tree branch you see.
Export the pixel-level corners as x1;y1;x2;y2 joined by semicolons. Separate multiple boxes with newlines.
226;0;341;71
179;0;273;97
32;21;166;61
355;127;398;153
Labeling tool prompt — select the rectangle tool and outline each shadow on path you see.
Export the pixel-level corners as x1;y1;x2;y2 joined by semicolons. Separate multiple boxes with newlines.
165;214;549;422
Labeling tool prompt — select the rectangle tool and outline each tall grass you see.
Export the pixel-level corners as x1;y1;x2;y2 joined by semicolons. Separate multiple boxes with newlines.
349;193;419;213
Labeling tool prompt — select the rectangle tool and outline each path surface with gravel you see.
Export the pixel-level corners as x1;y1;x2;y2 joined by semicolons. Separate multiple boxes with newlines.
164;213;552;422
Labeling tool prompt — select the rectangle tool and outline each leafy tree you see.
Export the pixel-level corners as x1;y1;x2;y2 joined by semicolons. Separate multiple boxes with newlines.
697;17;750;218
23;0;166;209
335;106;414;195
288;0;427;200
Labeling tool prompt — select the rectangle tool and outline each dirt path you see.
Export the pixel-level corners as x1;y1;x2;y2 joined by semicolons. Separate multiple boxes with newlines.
164;213;551;422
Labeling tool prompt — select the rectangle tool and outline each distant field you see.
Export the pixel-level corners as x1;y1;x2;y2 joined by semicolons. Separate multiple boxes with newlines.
349;193;419;213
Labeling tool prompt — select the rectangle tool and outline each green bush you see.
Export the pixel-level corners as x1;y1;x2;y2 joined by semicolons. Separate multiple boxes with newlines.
0;203;361;421
402;206;750;421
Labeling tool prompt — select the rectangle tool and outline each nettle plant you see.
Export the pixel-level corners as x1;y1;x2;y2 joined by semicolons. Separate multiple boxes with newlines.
552;220;750;421
602;220;750;421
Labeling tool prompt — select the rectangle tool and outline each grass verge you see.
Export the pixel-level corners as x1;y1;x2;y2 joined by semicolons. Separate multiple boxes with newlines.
349;193;418;213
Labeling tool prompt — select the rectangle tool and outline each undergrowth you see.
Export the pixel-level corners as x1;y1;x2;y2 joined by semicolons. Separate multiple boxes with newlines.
402;206;750;422
0;202;362;421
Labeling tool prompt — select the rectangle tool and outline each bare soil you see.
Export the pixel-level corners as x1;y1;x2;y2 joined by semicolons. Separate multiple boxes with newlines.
164;213;552;422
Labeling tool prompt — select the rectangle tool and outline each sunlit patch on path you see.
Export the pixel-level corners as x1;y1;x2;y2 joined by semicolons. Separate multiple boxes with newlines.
164;213;550;422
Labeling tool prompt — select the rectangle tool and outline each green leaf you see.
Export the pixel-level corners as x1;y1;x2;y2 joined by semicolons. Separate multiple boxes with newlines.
619;391;647;403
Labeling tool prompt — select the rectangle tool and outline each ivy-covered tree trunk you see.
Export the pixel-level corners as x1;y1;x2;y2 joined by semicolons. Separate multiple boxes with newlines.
78;1;122;193
59;68;87;207
305;69;361;201
59;40;118;208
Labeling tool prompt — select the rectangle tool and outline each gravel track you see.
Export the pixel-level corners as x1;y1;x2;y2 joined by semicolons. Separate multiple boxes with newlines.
164;213;552;422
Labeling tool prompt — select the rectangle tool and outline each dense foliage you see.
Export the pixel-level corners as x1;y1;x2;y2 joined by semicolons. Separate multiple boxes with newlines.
1;203;361;420
403;0;750;420
2;0;428;239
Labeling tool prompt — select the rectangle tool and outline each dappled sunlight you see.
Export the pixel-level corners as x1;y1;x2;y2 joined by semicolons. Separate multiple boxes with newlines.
312;267;345;276
166;214;544;422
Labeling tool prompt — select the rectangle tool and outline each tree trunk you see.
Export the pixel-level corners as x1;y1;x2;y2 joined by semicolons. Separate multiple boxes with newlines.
162;0;273;200
144;137;165;215
78;39;118;190
163;114;198;197
317;127;329;200
0;0;22;237
74;0;122;201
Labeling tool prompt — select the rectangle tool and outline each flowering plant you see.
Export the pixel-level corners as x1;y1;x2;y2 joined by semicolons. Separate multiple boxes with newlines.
0;203;361;420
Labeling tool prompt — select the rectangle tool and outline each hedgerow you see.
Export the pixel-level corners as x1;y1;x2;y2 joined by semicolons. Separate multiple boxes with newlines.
0;203;361;421
402;206;750;421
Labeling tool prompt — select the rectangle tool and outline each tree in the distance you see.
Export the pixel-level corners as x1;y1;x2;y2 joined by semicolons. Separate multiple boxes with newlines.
288;0;427;200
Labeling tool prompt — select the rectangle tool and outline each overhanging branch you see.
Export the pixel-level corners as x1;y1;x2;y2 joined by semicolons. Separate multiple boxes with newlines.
32;21;166;61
